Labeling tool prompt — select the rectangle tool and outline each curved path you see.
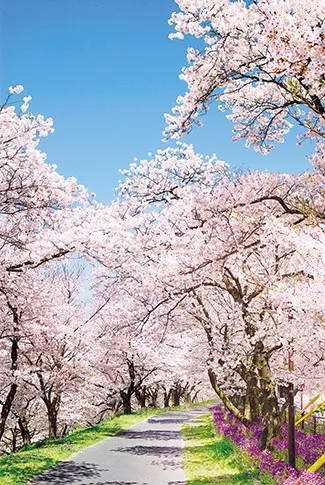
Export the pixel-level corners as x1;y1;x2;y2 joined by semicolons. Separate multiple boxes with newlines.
30;407;208;485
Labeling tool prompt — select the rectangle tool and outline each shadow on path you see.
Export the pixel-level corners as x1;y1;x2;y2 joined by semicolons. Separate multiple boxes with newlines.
85;482;138;485
117;429;181;440
147;418;188;424
114;445;183;457
29;460;101;484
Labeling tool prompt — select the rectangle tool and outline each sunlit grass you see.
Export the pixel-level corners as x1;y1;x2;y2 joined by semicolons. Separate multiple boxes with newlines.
182;414;260;485
0;407;163;485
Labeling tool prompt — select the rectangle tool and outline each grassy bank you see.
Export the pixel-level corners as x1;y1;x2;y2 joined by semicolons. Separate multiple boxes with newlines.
182;413;260;485
0;407;163;485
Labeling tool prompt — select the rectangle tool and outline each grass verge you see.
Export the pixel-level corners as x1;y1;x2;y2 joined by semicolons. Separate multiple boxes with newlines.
182;413;260;485
0;407;163;485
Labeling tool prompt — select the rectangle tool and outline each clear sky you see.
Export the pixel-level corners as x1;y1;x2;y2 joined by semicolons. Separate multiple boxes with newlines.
1;0;313;203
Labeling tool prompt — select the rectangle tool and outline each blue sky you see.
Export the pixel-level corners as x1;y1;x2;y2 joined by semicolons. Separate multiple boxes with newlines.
1;0;313;203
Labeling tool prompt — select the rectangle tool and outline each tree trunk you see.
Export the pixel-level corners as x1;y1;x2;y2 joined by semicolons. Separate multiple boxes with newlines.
171;388;181;406
149;395;158;408
254;342;282;450
163;388;172;408
148;387;159;408
120;390;132;414
37;371;61;439
47;407;59;439
0;336;19;440
191;390;199;403
208;368;250;426
135;386;147;408
42;393;60;439
0;383;18;440
244;373;260;423
11;427;18;453
261;397;282;450
61;423;69;437
18;416;31;446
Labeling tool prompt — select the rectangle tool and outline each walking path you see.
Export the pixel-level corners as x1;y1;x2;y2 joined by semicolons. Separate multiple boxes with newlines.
30;406;208;485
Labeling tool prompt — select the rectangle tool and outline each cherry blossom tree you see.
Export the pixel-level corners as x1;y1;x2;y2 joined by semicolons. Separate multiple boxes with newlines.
106;143;325;448
0;86;99;442
164;0;325;163
1;384;43;452
90;298;172;415
2;79;325;457
0;86;97;272
0;263;97;442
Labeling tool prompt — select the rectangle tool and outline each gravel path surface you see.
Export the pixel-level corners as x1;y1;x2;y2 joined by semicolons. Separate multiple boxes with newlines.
30;406;208;485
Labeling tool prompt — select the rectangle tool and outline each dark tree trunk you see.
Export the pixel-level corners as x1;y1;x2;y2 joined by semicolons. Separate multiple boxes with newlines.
37;371;61;439
48;409;58;439
172;392;180;406
120;390;132;414
43;400;60;440
135;386;147;408
191;389;200;403
11;427;19;453
18;416;31;446
120;357;137;414
0;335;19;440
171;382;183;407
0;383;18;440
163;388;172;408
61;423;69;438
148;387;159;408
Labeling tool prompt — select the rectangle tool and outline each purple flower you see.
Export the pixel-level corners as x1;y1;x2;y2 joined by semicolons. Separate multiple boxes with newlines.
210;405;325;485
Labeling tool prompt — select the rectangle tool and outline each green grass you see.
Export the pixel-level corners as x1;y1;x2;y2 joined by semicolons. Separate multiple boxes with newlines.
0;407;163;485
182;414;260;485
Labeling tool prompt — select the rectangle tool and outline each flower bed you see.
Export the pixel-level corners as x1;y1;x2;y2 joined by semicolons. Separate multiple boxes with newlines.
211;405;325;485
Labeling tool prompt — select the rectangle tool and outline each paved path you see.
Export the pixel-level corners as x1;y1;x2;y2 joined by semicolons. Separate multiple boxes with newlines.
30;407;208;485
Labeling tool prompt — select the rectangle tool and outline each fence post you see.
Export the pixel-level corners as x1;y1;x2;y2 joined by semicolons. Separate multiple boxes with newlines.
288;383;296;468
